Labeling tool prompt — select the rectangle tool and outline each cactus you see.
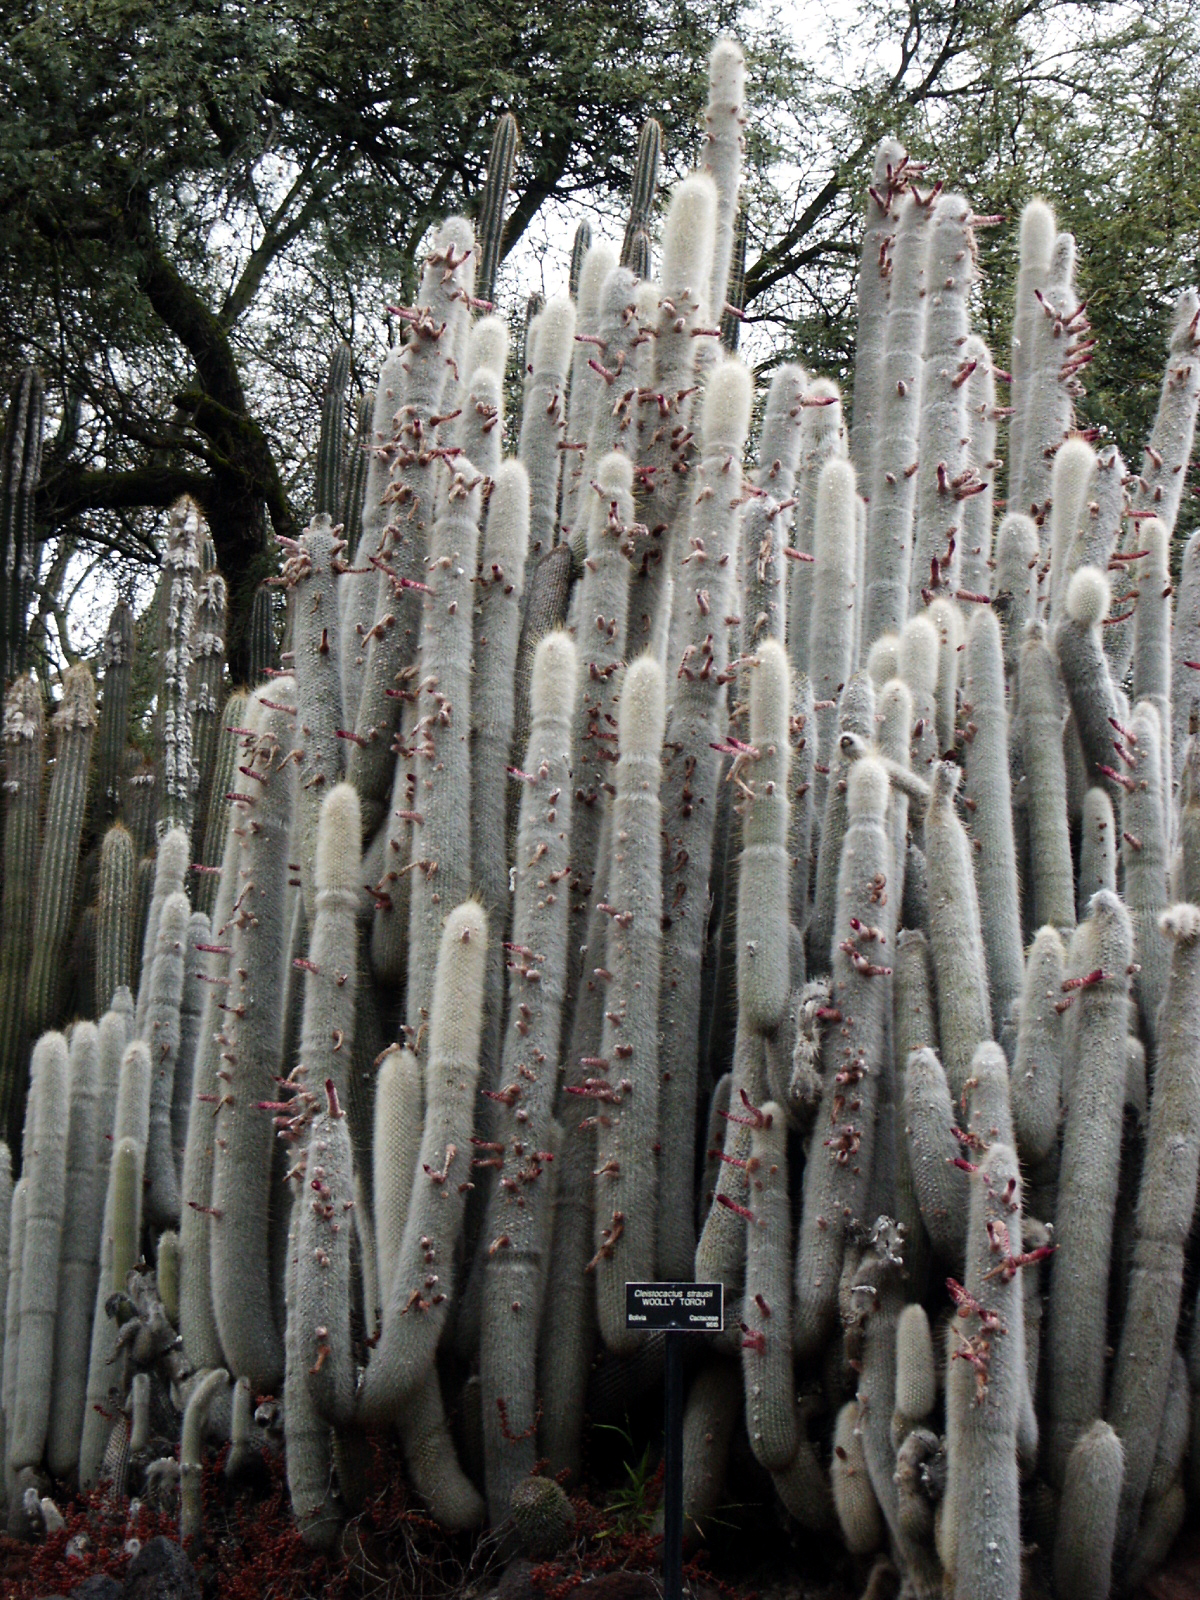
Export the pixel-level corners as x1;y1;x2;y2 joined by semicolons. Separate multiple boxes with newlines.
366;901;487;1414
1010;926;1065;1169
282;516;346;925
460;317;508;482
561;241;618;536
573;271;640;514
786;378;845;679
477;112;519;307
157;500;201;837
170;911;210;1179
403;465;482;1043
736;640;792;1033
11;1034;68;1474
848;140;906;482
371;1046;423;1325
1129;288;1200;536
702;38;745;327
2;1175;27;1483
1007;200;1055;501
0;678;44;1142
909;196;976;615
210;683;297;1391
861;185;937;650
180;1367;229;1543
902;1046;968;1261
79;1040;147;1487
1047;436;1097;622
592;656;665;1353
46;1024;100;1478
1078;785;1116;911
963;608;1023;1031
133;827;189;1037
740;1104;797;1471
315;343;352;518
958;336;997;603
1046;889;1132;1485
294;1081;355;1427
1107;905;1200;1552
628;175;718;653
948;1143;1025;1600
93;600;135;833
1011;231;1083;528
506;541;574;866
25;668;96;1063
923;762;991;1096
927;596;961;760
620;118;663;269
657;365;751;1276
143;891;189;1229
1121;702;1169;1049
1018;622;1075;932
563;451;636;1023
96;824;136;1015
832;1400;884;1554
0;368;44;687
480;631;576;1517
518;294;575;564
794;757;892;1359
809;459;859;789
193;688;248;919
992;512;1039;681
348;219;476;816
811;678;875;960
190;569;230;838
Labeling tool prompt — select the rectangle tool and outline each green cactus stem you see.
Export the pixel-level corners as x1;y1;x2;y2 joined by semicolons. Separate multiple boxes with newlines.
92;600;135;834
477;112;519;307
0;368;44;687
315;343;352;519
24;666;97;1070
0;677;44;1146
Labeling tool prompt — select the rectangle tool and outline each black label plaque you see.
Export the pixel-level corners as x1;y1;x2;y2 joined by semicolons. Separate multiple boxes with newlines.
625;1282;723;1333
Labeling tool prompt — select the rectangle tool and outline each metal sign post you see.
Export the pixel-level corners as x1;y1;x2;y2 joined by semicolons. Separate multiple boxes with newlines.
625;1283;723;1600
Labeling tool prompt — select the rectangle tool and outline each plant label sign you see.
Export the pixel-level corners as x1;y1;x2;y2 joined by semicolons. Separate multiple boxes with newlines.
625;1282;723;1333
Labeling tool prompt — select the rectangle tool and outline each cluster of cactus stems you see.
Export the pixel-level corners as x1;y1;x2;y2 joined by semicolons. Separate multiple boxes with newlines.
4;37;1200;1600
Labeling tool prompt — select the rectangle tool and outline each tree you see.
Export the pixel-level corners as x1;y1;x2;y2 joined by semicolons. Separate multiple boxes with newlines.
0;0;739;674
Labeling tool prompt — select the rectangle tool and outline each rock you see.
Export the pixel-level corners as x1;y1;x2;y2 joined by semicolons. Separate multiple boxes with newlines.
120;1538;201;1600
71;1578;122;1600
